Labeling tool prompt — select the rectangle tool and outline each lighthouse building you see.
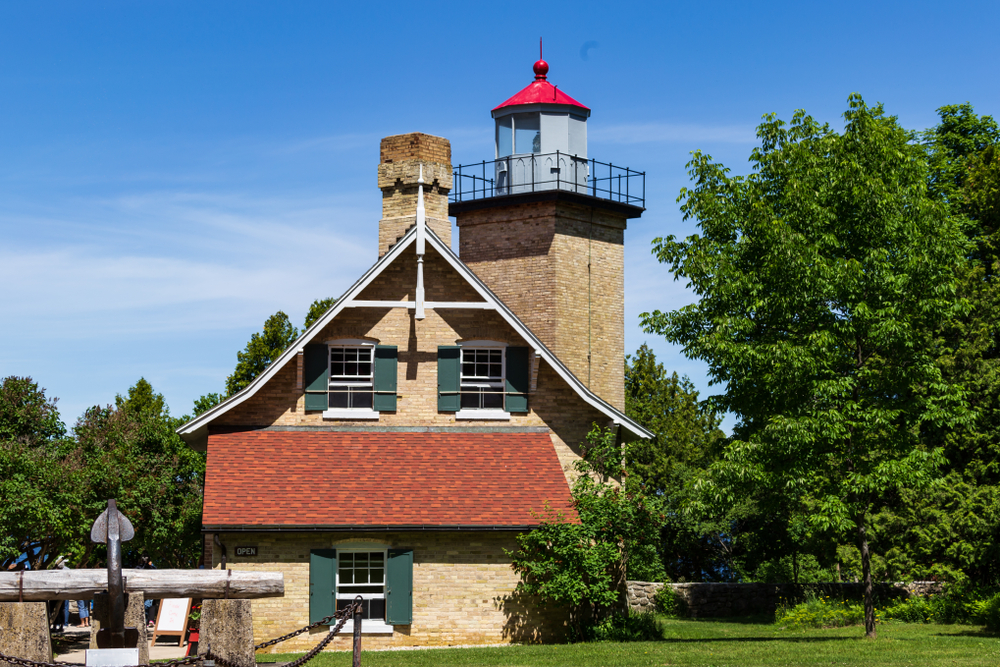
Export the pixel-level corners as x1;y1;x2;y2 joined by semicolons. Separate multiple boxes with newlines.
179;57;648;649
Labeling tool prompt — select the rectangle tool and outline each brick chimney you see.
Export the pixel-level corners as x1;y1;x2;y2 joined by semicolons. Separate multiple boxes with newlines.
377;133;453;256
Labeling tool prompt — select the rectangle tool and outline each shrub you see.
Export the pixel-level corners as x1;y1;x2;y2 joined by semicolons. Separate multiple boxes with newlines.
774;592;875;630
880;587;1000;626
980;592;1000;631
653;585;682;617
589;610;663;642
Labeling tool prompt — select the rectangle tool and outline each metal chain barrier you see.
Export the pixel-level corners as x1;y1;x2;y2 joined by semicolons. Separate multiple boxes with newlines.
0;601;363;667
253;603;355;651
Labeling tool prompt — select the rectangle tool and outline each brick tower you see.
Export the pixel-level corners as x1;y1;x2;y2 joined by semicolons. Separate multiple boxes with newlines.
450;57;644;410
378;132;453;257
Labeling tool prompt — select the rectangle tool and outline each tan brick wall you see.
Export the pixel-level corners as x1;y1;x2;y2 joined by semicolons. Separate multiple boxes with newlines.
207;532;568;650
456;200;627;409
214;246;609;486
378;133;453;255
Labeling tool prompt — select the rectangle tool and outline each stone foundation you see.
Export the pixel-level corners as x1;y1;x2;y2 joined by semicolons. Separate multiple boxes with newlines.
627;581;944;617
0;602;51;667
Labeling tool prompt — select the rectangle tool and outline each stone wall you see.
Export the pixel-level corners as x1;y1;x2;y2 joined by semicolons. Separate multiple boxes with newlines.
627;581;944;618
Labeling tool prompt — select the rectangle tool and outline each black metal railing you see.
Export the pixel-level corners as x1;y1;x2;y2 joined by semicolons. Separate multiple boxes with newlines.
451;151;644;208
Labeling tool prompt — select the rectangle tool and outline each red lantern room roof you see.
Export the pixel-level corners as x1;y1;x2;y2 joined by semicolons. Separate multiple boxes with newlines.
492;59;590;113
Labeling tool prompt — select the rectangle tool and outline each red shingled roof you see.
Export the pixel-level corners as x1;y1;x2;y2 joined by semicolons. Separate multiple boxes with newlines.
203;429;576;528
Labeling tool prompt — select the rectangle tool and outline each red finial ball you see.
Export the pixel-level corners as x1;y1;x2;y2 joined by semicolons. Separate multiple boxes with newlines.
533;59;549;80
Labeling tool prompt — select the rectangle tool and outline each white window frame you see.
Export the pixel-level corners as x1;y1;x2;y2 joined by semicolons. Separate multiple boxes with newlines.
323;339;379;420
334;548;393;634
455;340;510;421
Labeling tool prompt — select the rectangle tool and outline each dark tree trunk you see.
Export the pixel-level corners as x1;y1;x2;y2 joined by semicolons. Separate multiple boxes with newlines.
858;518;876;638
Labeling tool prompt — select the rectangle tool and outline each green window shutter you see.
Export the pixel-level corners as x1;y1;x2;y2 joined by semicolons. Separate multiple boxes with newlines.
309;548;337;624
304;344;329;411
505;346;530;413
437;346;461;412
373;345;398;412
385;548;413;625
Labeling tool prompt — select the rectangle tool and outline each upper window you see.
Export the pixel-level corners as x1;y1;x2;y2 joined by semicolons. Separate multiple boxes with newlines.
328;346;373;410
304;340;396;418
460;347;505;410
436;344;528;417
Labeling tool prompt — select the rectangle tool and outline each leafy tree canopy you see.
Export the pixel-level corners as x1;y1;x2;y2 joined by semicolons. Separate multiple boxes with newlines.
304;297;337;329
506;426;665;638
641;95;969;636
225;310;299;396
0;377;76;570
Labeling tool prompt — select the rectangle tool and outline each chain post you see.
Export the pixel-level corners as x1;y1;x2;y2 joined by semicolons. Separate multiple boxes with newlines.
352;596;363;667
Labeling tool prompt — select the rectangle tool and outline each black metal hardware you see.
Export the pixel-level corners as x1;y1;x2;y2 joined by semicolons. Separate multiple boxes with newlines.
451;152;644;208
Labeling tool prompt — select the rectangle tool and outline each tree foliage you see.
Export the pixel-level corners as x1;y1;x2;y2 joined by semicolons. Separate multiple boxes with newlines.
0;377;205;570
304;297;337;329
641;95;969;636
506;426;665;638
72;379;205;568
0;377;78;570
871;104;1000;585
225;311;300;396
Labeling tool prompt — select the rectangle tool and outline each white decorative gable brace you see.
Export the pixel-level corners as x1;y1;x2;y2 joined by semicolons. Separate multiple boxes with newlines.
178;223;653;446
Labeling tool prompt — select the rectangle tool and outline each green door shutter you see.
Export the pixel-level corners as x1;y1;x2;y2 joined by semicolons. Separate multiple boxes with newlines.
505;346;530;413
304;344;328;411
385;548;413;625
437;346;461;412
373;345;398;412
309;548;337;624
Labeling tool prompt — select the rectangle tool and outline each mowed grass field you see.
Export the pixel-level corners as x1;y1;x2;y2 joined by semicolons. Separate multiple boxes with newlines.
254;617;1000;666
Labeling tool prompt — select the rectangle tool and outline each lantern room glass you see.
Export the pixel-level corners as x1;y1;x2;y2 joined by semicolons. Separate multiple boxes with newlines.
497;116;512;158
513;113;540;154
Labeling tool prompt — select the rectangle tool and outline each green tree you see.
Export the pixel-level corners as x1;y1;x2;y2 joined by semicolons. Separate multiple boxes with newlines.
625;344;725;490
505;426;665;638
641;95;969;637
225;311;299;396
0;377;78;570
879;106;1000;585
924;103;1000;204
623;344;741;582
304;297;337;329
73;378;205;567
191;393;223;417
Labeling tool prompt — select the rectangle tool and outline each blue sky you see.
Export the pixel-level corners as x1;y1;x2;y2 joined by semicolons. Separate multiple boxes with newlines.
2;1;998;430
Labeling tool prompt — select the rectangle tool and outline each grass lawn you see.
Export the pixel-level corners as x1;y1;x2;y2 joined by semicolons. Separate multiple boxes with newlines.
255;617;1000;666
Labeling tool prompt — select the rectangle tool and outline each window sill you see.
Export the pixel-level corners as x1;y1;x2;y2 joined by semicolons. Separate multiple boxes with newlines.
455;409;511;421
332;620;394;634
323;409;380;420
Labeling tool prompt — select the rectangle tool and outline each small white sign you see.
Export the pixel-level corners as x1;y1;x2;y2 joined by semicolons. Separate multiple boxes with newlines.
156;598;190;633
86;648;140;667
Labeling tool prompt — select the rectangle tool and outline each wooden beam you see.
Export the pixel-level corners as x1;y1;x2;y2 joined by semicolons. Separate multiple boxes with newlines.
0;569;283;601
344;300;494;309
